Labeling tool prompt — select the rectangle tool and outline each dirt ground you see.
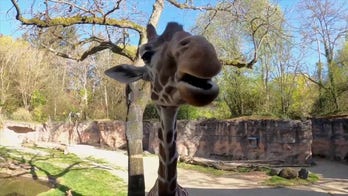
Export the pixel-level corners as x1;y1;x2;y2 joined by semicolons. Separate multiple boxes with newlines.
67;145;348;196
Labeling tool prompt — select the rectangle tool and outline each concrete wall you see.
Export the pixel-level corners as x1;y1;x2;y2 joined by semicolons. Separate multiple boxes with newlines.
312;116;348;161
1;116;347;164
145;119;312;164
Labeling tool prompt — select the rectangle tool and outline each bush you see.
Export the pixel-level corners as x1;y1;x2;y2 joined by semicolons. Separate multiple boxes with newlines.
11;108;32;121
32;106;48;122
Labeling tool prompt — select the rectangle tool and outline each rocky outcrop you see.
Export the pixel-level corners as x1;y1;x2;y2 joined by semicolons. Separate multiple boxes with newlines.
146;119;312;165
312;116;348;161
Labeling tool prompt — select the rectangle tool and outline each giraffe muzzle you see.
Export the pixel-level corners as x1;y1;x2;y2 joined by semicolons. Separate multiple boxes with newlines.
177;73;219;106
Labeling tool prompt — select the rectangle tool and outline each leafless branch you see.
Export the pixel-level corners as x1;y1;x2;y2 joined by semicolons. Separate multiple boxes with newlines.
10;0;145;34
300;72;327;90
104;0;122;18
166;0;231;11
48;0;96;16
40;43;80;61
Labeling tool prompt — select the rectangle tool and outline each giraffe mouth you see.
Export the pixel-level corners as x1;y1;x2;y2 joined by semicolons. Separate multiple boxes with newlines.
177;73;219;106
180;74;213;90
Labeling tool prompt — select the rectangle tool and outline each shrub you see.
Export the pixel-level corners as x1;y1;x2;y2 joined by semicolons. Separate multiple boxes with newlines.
11;108;32;121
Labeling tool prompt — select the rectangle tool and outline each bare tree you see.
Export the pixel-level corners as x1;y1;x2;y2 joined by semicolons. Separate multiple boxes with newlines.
298;0;348;113
169;0;285;69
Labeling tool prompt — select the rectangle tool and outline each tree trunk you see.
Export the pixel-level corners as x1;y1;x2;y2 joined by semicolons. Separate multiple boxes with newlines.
126;79;150;196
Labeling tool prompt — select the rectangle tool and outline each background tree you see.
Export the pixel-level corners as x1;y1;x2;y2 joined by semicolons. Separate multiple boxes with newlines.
9;0;165;195
0;36;50;120
298;0;348;114
192;0;295;118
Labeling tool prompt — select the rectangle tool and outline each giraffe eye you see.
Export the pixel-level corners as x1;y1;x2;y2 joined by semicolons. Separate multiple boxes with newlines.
141;51;155;64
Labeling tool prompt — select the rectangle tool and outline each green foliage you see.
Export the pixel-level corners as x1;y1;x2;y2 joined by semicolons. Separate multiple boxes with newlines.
177;105;200;120
143;104;159;120
11;108;32;121
311;40;348;116
32;106;48;122
264;173;320;186
219;67;264;118
30;90;47;108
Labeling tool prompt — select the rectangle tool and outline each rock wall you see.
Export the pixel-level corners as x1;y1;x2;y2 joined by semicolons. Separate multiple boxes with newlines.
2;117;347;164
0;120;127;149
312;116;348;161
0;121;45;146
145;119;312;165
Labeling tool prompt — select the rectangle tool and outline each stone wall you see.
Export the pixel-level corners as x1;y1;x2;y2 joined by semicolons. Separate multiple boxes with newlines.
312;116;348;161
0;121;44;146
145;119;312;165
0;120;127;150
2;117;347;164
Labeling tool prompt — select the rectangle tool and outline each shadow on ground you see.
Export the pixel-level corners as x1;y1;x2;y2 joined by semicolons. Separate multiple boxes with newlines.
186;187;345;196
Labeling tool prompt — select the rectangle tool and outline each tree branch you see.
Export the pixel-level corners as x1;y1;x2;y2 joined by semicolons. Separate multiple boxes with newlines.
48;0;96;16
148;0;164;27
81;42;136;62
300;72;327;90
220;58;257;69
11;0;145;62
40;43;80;61
166;0;231;11
11;0;145;34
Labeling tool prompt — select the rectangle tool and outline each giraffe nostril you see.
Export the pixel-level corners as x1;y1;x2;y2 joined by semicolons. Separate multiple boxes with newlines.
179;39;190;46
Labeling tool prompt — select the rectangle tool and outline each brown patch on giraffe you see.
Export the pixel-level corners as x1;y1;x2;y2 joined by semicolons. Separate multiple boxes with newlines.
153;78;162;93
157;180;167;195
158;128;163;141
169;177;177;192
169;141;177;160
151;92;159;100
166;130;174;144
174;132;177;140
165;86;175;94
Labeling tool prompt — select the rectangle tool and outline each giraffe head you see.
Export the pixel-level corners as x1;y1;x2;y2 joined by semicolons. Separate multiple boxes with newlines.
106;22;221;107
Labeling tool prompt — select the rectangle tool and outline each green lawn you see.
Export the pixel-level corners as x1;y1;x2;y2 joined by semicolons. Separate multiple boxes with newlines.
0;146;127;196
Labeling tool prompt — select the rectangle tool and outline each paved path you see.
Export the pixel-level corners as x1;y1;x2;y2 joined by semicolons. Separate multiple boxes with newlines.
67;145;348;196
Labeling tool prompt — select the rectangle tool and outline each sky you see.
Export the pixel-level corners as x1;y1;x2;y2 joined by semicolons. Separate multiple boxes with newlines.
1;0;346;75
0;0;297;38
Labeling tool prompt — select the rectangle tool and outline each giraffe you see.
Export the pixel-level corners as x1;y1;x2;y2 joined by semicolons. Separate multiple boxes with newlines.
105;22;221;196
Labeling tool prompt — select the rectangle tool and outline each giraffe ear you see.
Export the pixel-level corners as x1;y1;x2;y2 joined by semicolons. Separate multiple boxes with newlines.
105;64;150;83
147;24;158;41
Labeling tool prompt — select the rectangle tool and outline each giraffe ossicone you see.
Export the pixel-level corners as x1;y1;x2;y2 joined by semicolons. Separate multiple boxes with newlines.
106;22;221;196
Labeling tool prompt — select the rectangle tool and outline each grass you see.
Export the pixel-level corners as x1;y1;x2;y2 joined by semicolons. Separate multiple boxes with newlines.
0;146;127;196
177;162;226;176
264;173;320;186
178;161;271;176
85;155;109;164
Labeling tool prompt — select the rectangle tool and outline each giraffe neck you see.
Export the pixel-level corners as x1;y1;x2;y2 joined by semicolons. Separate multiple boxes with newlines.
156;106;179;196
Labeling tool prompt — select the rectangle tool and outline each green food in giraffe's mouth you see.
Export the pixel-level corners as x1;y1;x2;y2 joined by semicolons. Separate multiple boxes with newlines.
180;74;212;90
